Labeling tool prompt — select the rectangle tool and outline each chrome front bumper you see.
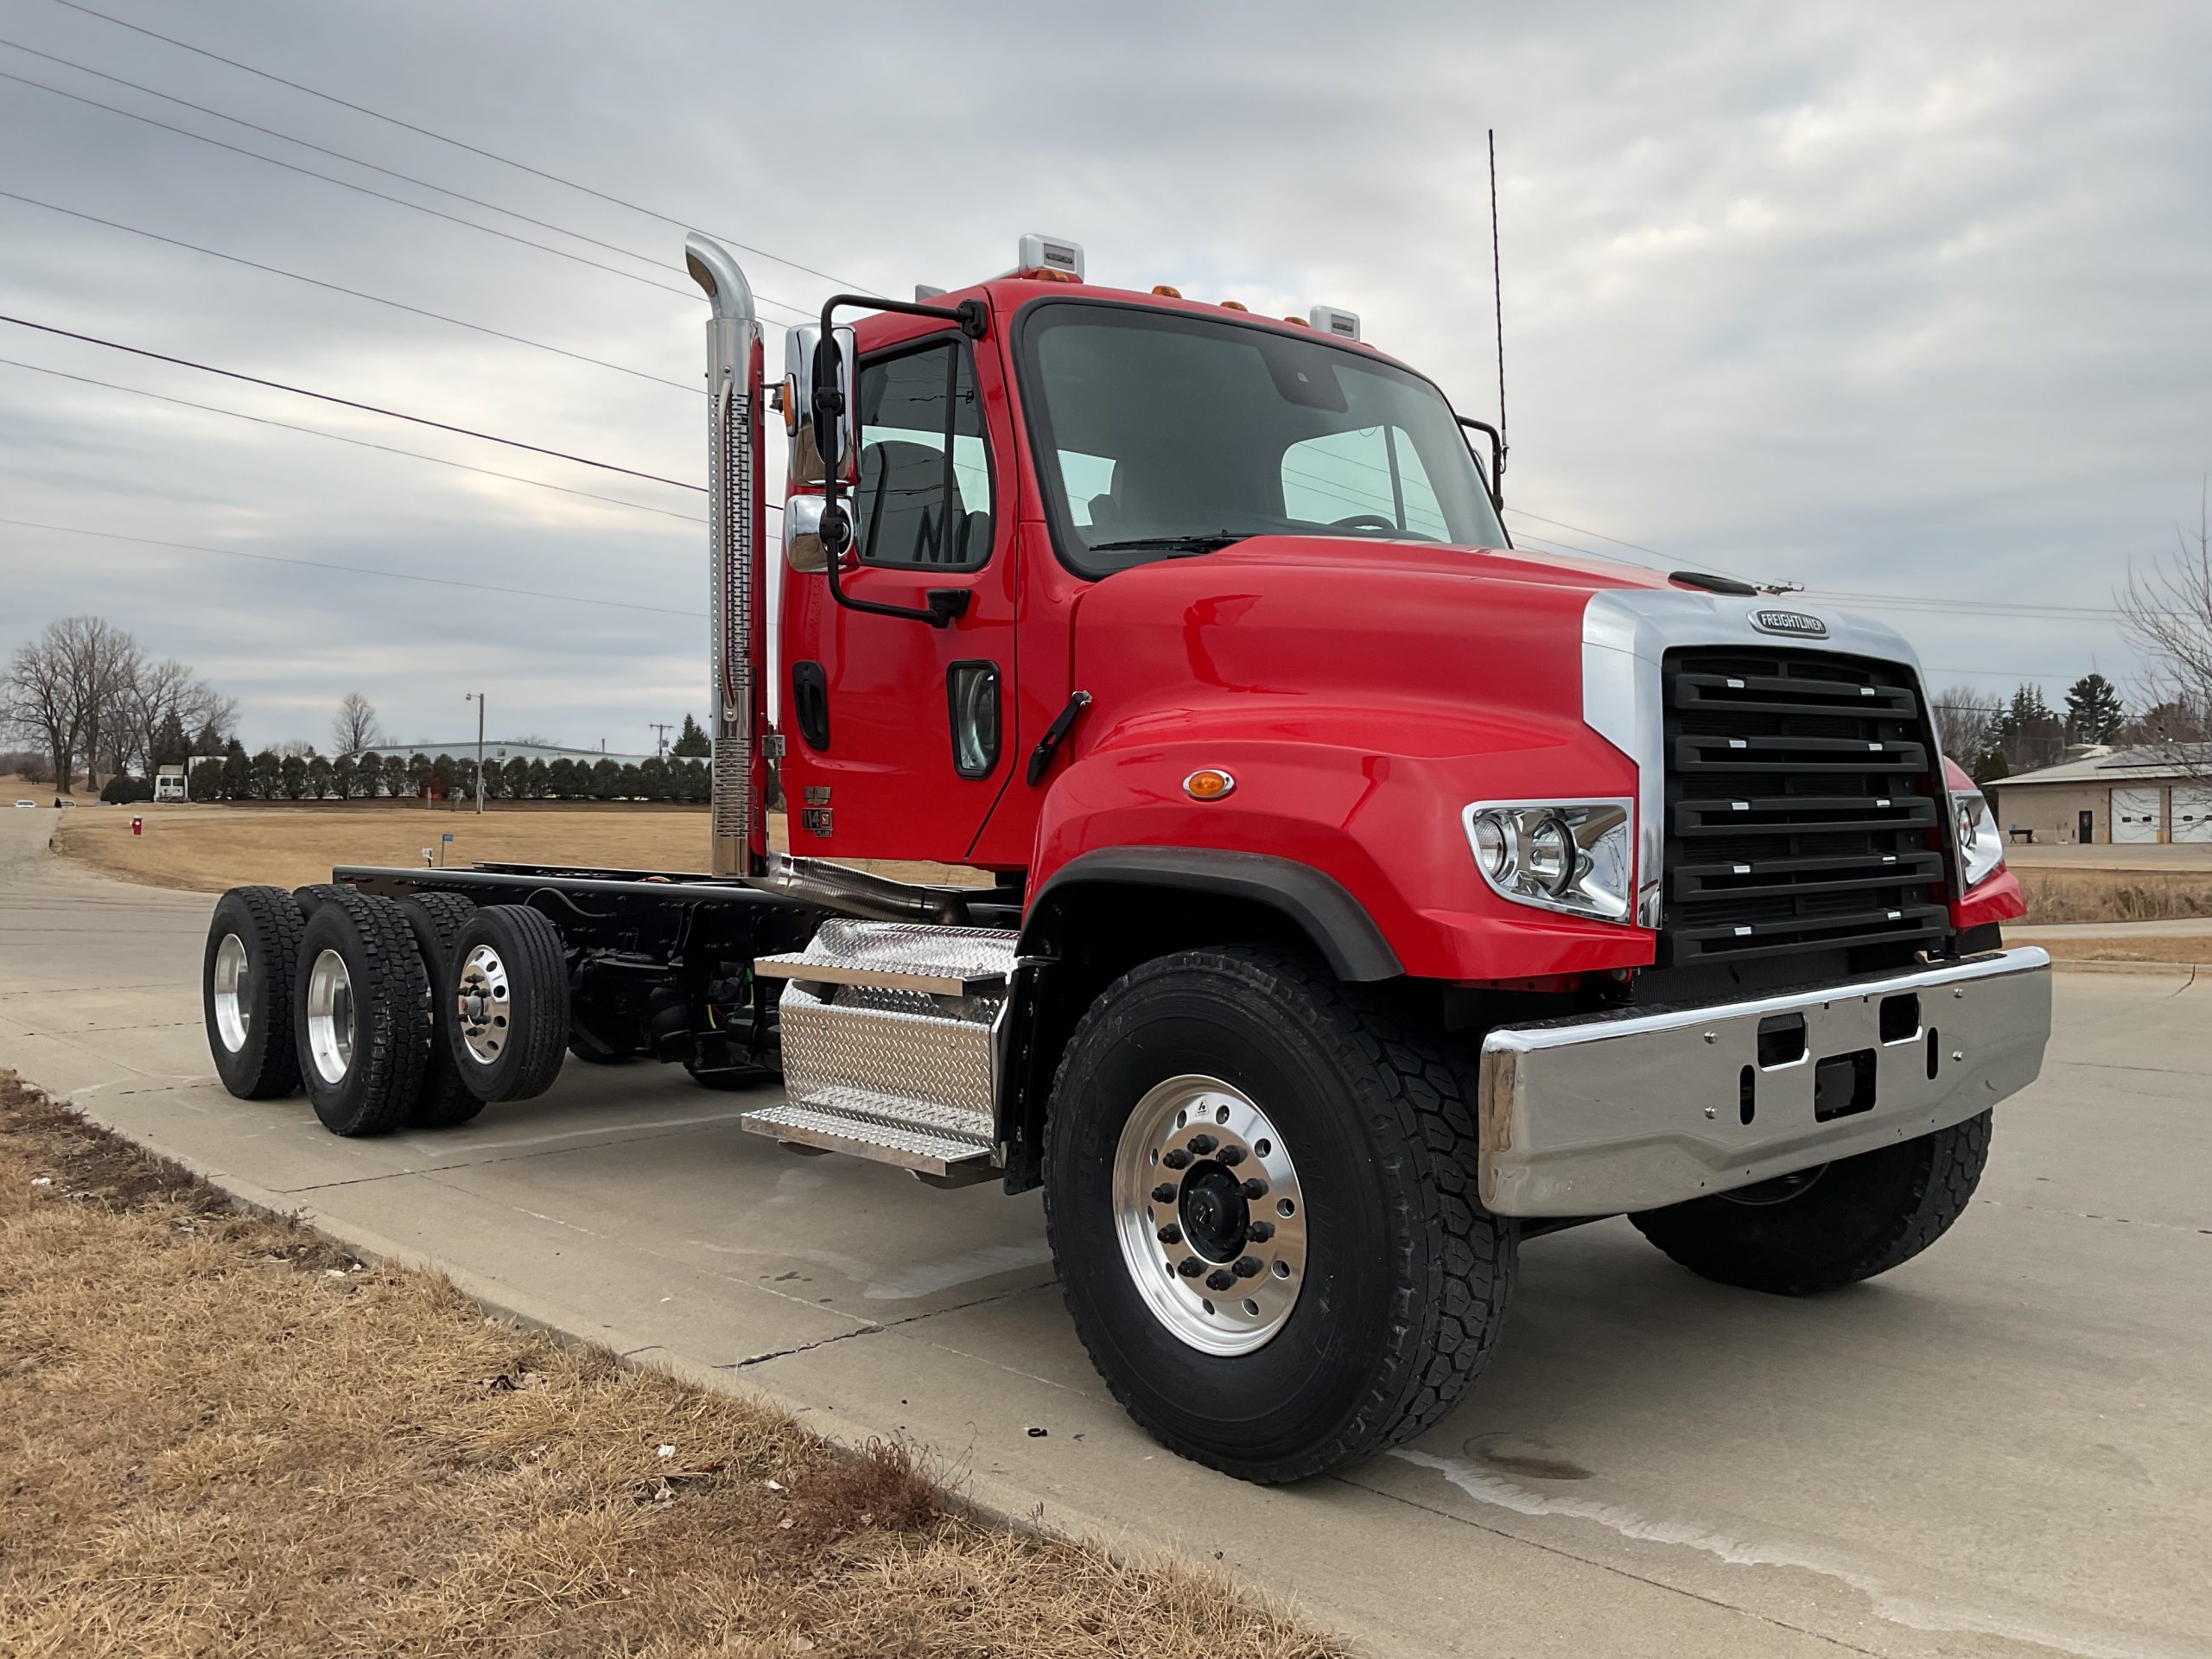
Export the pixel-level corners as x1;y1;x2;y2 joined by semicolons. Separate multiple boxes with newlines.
1477;948;2052;1217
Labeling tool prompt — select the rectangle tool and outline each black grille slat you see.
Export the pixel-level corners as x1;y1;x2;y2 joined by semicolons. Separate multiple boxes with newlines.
1659;647;1951;968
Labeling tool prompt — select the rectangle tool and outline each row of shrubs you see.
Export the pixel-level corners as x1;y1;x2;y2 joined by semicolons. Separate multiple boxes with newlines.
108;752;718;805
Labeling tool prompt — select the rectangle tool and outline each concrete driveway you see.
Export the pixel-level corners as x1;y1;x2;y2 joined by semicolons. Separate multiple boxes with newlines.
3;805;2207;1659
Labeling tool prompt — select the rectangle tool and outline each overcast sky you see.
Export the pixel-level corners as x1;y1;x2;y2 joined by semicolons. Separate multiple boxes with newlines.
3;0;2208;751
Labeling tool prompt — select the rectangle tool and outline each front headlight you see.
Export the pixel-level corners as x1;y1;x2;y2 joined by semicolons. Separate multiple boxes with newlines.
1952;787;2004;887
1462;799;1635;922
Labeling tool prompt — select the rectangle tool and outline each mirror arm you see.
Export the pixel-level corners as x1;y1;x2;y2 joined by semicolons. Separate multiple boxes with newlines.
814;292;989;628
1457;415;1506;512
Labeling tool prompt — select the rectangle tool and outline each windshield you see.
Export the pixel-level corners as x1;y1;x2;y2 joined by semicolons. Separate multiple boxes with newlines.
1016;301;1508;576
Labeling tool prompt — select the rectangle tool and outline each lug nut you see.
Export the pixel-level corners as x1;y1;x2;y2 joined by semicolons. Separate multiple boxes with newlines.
1245;1219;1274;1243
1240;1178;1268;1200
1162;1148;1192;1171
1233;1255;1263;1279
1151;1182;1178;1205
1156;1223;1183;1244
1187;1133;1218;1154
1206;1268;1236;1292
1176;1256;1205;1278
1217;1144;1245;1166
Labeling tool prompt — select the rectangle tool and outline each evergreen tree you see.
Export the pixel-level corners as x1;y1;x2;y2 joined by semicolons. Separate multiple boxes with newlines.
590;759;620;799
671;713;711;758
151;710;191;769
332;755;359;800
279;753;308;800
355;751;382;798
524;759;550;799
2063;673;2126;743
547;758;577;800
219;744;250;802
306;755;334;799
249;750;282;800
381;753;407;800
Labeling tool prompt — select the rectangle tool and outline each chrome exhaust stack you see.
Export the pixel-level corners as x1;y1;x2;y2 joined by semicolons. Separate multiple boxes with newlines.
685;232;767;878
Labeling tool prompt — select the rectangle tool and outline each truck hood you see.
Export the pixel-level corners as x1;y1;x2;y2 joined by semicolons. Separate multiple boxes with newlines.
1066;534;1666;740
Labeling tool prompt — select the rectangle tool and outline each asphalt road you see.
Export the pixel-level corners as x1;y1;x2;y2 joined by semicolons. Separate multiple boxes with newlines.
3;806;2208;1659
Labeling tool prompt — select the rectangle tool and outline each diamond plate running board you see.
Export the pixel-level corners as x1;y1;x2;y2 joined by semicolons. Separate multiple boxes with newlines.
750;919;1015;1179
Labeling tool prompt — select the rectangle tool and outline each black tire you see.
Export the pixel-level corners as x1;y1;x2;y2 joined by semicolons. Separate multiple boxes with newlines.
397;893;485;1128
203;886;306;1099
293;892;432;1136
1043;946;1516;1484
1629;1112;1993;1295
447;905;569;1104
292;882;351;918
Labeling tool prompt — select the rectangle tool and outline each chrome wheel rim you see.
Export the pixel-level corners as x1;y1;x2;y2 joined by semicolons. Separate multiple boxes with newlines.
1112;1073;1306;1356
212;932;251;1052
304;948;356;1085
454;943;511;1066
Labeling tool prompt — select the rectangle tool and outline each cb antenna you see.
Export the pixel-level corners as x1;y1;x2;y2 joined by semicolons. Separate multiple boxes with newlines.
1489;128;1508;482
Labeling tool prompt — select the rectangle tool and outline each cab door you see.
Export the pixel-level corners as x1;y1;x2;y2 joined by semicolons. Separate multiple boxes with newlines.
778;314;1019;865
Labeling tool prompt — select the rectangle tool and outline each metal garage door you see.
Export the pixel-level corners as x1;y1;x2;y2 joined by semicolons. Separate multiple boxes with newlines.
2112;786;2164;843
2173;785;2212;843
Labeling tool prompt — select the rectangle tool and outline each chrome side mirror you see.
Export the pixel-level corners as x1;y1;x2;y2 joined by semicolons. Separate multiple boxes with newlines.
785;322;858;491
782;494;828;573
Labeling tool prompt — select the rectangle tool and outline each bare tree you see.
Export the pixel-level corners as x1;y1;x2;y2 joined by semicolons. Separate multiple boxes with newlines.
124;658;234;778
332;692;383;756
2119;493;2212;779
1931;684;2001;766
63;616;139;794
3;622;82;793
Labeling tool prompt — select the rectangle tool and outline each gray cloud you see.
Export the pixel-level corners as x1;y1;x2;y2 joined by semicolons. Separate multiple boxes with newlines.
3;0;2207;748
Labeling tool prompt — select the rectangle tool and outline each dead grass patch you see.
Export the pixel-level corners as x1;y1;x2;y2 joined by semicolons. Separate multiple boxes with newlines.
2016;868;2212;925
55;805;988;898
0;1071;1338;1659
2037;936;2212;967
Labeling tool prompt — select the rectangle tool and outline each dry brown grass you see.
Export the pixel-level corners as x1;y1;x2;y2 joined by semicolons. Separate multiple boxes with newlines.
2037;936;2212;967
55;805;988;897
0;1071;1339;1659
2016;868;2212;925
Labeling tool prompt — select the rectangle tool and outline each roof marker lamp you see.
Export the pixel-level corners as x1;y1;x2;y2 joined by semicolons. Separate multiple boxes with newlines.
1953;786;2005;887
1464;799;1635;922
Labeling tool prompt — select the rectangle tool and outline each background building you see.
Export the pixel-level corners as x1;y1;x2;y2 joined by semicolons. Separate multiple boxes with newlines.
1989;746;2212;844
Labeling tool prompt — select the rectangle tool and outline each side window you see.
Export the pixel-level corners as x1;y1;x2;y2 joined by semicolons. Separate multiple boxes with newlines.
1281;425;1446;538
854;340;993;568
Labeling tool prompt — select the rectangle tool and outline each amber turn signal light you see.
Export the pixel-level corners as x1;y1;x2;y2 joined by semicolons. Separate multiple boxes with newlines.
1183;769;1236;801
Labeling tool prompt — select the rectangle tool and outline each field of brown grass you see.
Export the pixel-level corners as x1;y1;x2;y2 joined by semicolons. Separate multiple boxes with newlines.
2016;868;2212;925
2035;936;2212;967
55;804;986;895
0;1071;1337;1658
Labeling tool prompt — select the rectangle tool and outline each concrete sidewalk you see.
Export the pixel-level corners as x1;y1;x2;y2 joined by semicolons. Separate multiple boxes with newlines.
4;808;2209;1659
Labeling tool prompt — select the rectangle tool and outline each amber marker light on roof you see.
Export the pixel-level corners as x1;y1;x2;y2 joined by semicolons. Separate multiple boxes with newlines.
1151;284;1183;298
1183;769;1236;801
1219;299;1249;311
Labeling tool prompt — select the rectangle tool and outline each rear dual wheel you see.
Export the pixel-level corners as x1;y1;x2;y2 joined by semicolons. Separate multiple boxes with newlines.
294;891;432;1136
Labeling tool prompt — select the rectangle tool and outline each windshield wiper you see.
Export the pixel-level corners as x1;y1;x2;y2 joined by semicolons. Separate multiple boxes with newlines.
1085;531;1253;556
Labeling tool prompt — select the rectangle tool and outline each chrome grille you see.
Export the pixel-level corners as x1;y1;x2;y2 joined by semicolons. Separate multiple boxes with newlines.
1661;647;1948;964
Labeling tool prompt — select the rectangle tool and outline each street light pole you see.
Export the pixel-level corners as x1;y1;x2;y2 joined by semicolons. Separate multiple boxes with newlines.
465;691;486;815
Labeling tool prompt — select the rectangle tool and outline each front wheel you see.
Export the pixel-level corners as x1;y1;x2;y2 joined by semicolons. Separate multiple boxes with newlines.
1629;1112;1993;1295
1044;947;1516;1483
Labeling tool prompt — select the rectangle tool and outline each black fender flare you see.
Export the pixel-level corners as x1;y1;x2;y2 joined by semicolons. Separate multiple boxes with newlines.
1020;847;1402;982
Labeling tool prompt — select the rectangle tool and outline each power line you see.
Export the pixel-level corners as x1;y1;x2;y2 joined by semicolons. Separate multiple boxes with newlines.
0;188;700;394
1503;505;1669;562
0;313;705;491
0;36;821;324
0;355;707;523
41;0;876;297
0;516;708;619
0;67;702;300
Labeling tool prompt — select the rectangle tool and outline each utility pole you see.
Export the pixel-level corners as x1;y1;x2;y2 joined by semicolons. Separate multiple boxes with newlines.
464;691;486;815
647;721;672;759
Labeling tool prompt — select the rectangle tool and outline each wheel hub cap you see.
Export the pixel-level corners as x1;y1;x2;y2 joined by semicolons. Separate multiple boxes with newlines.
212;932;251;1053
1112;1074;1306;1356
454;944;511;1065
304;948;355;1085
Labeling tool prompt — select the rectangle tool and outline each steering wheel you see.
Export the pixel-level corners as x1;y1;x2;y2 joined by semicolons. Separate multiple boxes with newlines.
1329;513;1397;531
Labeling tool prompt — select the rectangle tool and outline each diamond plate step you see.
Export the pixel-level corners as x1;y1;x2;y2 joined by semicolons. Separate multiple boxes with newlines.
738;1096;995;1177
751;919;1016;1178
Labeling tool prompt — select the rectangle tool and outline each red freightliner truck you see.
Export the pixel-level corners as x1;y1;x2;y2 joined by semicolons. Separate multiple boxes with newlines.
200;231;2050;1483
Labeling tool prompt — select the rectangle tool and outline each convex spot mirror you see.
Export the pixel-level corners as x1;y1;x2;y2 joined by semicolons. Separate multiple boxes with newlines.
784;323;858;492
782;493;828;574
